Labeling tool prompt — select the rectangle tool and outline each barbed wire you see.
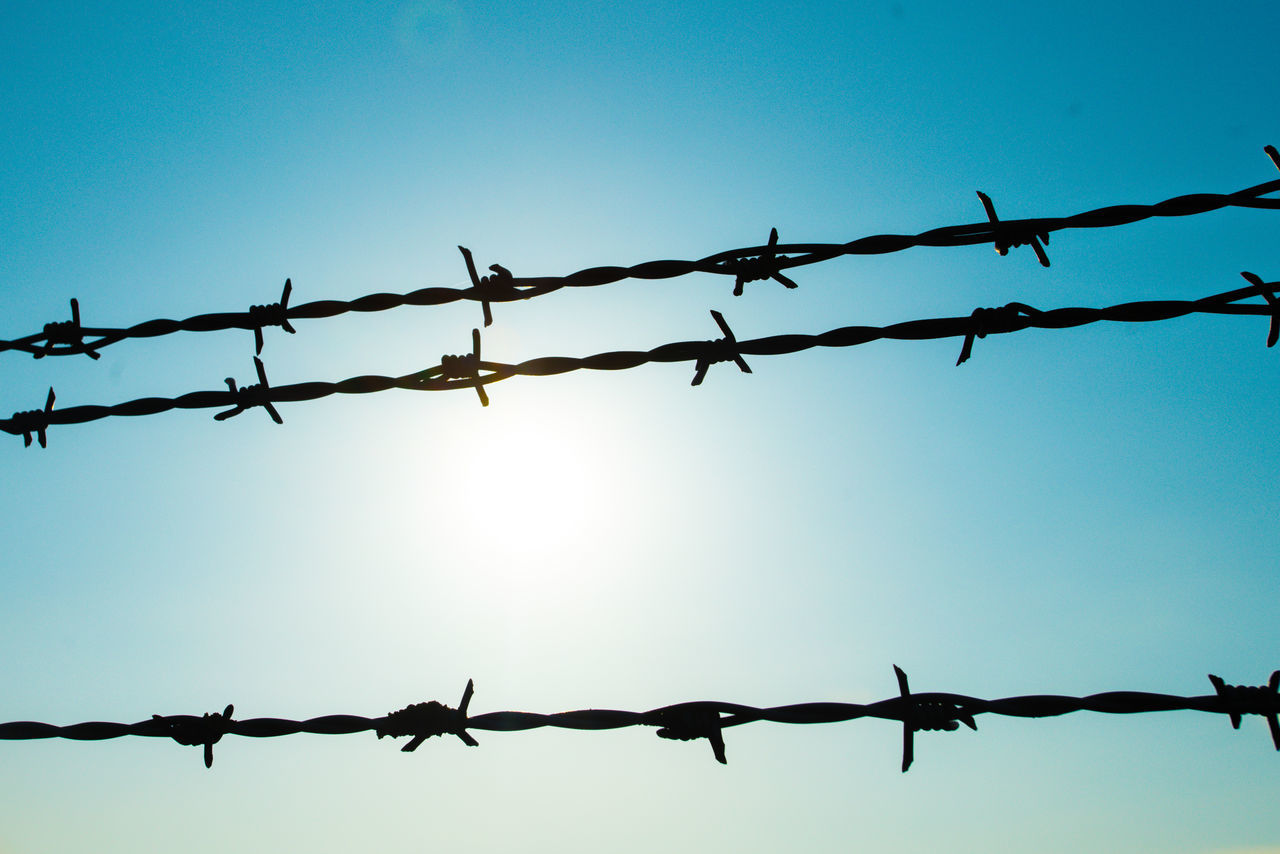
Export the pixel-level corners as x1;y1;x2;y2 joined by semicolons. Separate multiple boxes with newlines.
3;148;1278;361
3;272;1276;447
3;668;1275;771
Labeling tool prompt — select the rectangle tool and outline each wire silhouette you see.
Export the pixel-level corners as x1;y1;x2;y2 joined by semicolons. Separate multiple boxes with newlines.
4;152;1277;790
4;272;1276;446
2;146;1278;360
2;669;1276;771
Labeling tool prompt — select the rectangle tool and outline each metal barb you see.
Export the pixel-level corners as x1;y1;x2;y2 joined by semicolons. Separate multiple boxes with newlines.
152;704;234;769
893;665;976;773
214;357;283;424
377;679;479;752
654;705;727;764
1208;671;1280;750
11;387;56;448
439;328;489;406
730;227;799;296
35;299;98;360
248;278;296;355
956;303;1039;365
691;310;752;386
895;665;917;772
976;190;1051;267
459;246;515;328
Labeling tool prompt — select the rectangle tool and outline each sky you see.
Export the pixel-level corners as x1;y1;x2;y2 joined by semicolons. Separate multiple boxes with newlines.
1;1;1278;851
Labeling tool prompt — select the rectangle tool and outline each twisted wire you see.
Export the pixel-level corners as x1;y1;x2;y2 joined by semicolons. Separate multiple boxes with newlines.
3;273;1276;444
3;151;1279;359
2;669;1275;771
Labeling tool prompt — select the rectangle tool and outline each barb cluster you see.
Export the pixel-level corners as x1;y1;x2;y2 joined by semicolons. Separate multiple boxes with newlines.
376;680;479;751
4;669;1276;771
215;357;283;424
151;705;235;768
247;279;296;354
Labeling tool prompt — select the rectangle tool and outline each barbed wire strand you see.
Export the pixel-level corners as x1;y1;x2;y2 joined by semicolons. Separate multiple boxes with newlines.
2;669;1276;771
3;148;1278;360
3;272;1276;446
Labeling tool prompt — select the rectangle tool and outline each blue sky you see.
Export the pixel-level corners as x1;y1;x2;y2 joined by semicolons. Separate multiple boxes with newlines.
1;2;1278;852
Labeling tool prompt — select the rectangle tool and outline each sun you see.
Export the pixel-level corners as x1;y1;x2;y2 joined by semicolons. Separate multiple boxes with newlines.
379;379;658;621
413;391;638;591
461;406;601;558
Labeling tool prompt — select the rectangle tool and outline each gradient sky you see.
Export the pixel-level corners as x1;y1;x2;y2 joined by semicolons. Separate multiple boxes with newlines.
2;2;1278;852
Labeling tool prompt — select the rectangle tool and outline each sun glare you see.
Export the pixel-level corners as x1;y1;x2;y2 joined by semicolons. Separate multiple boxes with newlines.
420;397;635;611
465;410;599;556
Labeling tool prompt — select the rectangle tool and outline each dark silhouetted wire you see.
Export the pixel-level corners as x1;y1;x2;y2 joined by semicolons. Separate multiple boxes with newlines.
3;273;1276;446
3;148;1279;359
2;670;1276;771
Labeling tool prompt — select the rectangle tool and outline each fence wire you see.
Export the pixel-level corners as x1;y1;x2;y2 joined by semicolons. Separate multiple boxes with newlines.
3;668;1276;771
3;272;1276;446
3;147;1278;361
5;156;1278;784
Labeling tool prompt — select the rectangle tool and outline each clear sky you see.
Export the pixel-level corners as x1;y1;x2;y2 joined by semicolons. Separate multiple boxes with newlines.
1;2;1278;852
